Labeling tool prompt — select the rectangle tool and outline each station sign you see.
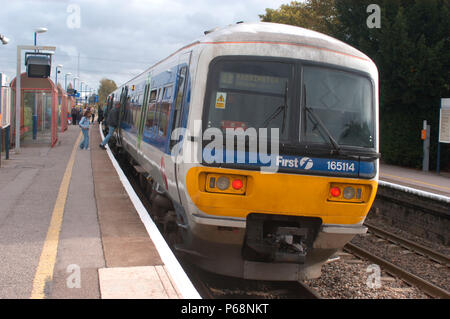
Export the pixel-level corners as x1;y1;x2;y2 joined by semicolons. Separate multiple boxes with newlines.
67;89;79;97
25;52;52;78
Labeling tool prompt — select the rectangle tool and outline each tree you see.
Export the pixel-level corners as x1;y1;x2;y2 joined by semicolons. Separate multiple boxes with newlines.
333;0;450;169
97;78;117;107
260;0;450;170
259;0;338;35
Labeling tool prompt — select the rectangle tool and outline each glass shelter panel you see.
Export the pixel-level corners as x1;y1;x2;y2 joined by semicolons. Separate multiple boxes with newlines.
23;91;52;143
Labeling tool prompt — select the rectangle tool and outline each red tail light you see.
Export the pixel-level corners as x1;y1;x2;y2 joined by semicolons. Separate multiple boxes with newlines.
232;179;243;190
330;187;341;197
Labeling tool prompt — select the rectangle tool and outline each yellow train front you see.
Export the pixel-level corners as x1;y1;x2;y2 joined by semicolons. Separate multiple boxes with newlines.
113;22;379;281
172;23;380;281
182;166;377;280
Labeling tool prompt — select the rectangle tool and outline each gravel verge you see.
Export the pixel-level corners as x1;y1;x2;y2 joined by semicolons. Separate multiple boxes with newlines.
304;250;430;299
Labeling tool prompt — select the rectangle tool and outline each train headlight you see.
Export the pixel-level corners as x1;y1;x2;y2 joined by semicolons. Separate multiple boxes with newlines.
328;183;370;203
206;173;247;195
217;176;230;190
343;186;356;199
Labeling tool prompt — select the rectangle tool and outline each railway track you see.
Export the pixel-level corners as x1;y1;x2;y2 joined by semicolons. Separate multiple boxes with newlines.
365;222;450;266
345;222;450;299
183;260;321;299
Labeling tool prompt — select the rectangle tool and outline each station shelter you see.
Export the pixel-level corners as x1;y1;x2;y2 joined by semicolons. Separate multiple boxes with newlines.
10;72;59;147
1;73;11;160
57;84;68;132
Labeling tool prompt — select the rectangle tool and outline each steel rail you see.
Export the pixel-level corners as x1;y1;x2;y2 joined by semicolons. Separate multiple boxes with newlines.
365;222;450;266
344;243;450;299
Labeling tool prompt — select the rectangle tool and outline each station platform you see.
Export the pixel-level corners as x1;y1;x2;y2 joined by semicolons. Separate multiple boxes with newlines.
379;163;450;198
0;123;199;299
1;121;448;299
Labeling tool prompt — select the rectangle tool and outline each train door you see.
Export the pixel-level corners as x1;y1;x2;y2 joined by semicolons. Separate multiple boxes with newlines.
164;51;191;203
137;74;152;150
117;86;128;146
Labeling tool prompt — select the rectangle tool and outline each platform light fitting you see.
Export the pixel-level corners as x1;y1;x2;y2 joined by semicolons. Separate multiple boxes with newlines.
0;34;9;45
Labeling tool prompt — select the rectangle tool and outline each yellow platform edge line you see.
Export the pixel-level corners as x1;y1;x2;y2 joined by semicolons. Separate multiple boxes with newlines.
30;132;82;299
381;173;450;191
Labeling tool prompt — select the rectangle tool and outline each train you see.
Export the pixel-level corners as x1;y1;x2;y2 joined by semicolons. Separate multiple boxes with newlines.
105;22;379;281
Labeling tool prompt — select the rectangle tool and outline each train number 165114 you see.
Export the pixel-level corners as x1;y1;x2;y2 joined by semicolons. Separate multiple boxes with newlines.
327;161;356;172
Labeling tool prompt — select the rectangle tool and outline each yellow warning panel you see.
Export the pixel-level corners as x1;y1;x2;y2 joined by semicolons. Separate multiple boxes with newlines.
215;92;227;109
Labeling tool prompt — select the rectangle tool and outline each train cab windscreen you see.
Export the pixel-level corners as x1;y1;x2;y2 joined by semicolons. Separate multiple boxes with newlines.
204;59;375;151
302;66;374;149
204;60;294;141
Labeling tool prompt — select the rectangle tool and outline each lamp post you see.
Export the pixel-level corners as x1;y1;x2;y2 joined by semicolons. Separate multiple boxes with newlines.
86;86;90;104
34;27;47;46
80;81;84;105
55;64;63;86
73;77;78;103
64;72;72;91
72;77;78;105
32;28;48;140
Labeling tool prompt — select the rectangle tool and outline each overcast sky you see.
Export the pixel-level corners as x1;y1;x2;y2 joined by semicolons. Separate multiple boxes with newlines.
0;0;288;94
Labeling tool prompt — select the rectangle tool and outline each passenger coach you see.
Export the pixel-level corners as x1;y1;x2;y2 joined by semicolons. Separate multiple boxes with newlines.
106;22;379;280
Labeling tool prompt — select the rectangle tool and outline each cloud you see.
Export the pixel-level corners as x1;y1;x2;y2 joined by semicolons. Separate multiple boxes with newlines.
0;0;286;92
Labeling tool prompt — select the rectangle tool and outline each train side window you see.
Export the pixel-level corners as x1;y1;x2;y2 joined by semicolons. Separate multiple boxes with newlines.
157;100;170;138
149;89;157;102
157;88;162;101
163;85;173;100
146;101;157;136
135;94;143;128
170;66;188;148
125;96;132;125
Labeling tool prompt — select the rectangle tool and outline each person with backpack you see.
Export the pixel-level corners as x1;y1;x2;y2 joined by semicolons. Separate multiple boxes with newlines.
99;103;119;150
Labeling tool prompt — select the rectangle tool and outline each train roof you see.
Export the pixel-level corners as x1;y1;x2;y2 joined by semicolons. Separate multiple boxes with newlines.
201;22;371;62
112;22;374;95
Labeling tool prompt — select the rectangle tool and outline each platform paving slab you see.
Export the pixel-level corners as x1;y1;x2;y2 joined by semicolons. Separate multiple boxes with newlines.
98;265;181;299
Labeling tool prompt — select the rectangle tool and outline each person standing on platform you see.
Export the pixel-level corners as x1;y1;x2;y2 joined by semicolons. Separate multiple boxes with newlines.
97;106;104;124
79;110;91;150
71;107;78;125
76;107;82;124
99;103;119;150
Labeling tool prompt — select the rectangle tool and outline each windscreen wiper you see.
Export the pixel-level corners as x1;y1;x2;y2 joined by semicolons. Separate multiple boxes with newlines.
303;84;340;153
261;82;288;133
